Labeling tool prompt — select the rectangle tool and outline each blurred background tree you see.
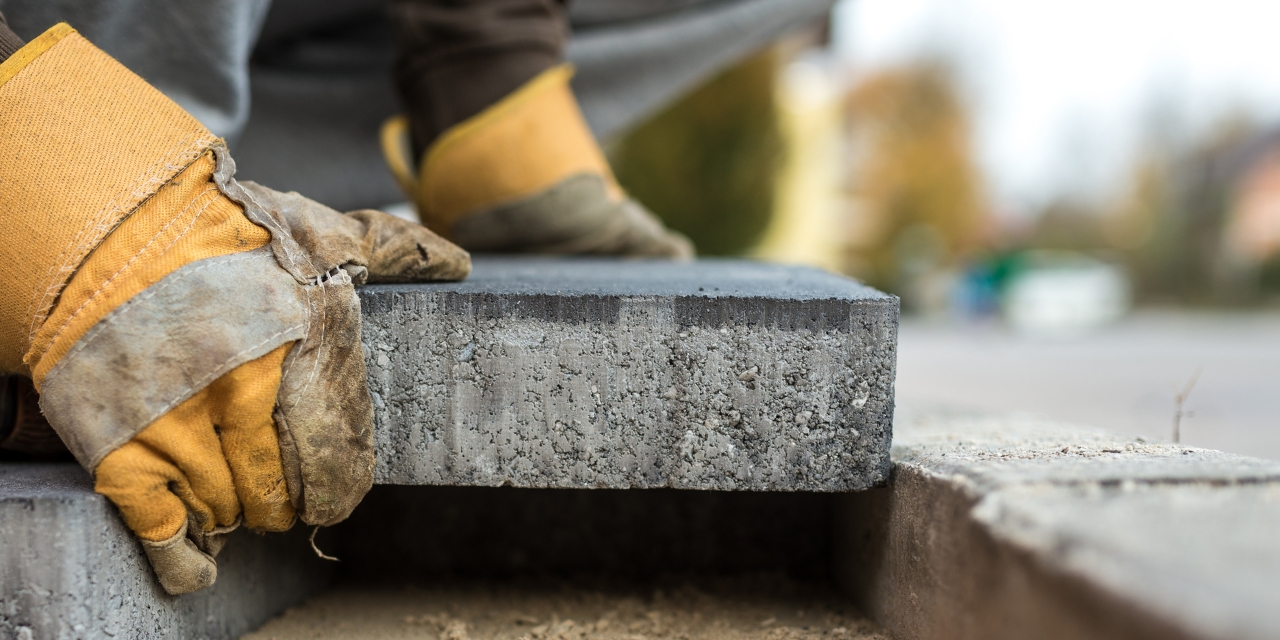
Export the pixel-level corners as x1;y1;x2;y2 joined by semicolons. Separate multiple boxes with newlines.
840;62;988;308
609;50;783;256
1108;117;1260;305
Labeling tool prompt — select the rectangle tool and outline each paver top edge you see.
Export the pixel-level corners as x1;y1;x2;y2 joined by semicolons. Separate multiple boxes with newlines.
0;462;94;499
358;257;894;302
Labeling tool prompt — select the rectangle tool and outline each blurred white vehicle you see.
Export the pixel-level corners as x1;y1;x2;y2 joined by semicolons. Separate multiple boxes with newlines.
1003;251;1130;335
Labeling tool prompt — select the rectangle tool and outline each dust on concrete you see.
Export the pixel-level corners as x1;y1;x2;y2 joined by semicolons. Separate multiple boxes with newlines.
242;578;887;640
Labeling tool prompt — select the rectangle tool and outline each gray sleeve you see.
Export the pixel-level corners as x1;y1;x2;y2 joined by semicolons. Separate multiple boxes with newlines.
0;0;271;141
569;0;837;139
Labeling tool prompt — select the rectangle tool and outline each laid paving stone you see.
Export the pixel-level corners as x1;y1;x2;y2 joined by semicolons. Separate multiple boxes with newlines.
359;257;898;491
838;408;1280;640
0;464;329;640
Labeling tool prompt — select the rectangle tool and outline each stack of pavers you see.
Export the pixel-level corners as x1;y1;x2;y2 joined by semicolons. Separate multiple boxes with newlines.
0;258;899;639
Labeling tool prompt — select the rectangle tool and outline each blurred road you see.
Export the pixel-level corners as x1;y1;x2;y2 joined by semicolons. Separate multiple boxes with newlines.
895;311;1280;461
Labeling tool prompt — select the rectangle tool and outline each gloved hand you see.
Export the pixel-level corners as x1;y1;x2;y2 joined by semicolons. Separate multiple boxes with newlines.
0;24;470;594
381;65;695;258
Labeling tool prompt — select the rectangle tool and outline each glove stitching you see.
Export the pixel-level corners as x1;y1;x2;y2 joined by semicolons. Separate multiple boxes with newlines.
35;187;221;362
208;147;323;290
26;136;214;343
26;134;218;350
279;273;313;384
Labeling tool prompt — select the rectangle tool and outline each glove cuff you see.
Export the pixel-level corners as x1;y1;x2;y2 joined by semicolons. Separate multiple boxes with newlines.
0;24;217;373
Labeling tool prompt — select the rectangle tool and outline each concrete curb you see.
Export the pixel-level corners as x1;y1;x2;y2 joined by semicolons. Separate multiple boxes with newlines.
837;409;1280;640
0;464;330;640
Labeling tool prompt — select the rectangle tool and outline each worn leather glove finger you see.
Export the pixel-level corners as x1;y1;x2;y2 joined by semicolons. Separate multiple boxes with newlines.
236;183;471;284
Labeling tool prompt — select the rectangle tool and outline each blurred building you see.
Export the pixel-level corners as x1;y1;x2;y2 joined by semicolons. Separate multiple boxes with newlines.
1224;131;1280;276
1112;122;1280;304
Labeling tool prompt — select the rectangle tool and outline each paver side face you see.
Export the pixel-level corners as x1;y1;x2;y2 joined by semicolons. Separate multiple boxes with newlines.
358;259;897;490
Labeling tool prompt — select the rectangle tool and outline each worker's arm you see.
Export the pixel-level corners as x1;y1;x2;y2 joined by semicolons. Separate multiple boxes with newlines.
383;0;693;258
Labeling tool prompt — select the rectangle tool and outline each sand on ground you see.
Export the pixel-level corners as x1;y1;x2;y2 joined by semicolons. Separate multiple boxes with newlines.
242;577;887;640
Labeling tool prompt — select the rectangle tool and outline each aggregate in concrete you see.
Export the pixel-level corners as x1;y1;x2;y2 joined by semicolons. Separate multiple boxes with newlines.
838;408;1280;640
358;257;898;491
0;463;330;640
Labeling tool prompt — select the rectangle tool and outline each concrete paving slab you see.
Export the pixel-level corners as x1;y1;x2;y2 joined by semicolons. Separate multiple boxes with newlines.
838;409;1280;640
0;463;330;640
359;257;898;491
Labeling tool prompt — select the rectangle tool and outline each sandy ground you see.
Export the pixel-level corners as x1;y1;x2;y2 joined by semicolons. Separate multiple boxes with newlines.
242;578;886;640
897;311;1280;460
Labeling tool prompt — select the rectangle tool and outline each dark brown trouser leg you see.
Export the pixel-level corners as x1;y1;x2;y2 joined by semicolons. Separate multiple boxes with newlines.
389;0;569;159
0;12;26;62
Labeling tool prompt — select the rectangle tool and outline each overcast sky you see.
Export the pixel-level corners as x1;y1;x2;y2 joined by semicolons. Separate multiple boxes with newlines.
830;0;1280;215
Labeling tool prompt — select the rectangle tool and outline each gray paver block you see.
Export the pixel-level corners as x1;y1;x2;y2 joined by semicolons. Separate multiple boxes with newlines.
0;464;329;640
358;257;899;491
839;408;1280;640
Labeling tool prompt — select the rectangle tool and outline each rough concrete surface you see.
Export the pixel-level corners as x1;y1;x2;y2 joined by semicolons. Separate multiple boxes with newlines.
359;257;898;492
244;578;887;640
0;463;330;640
837;408;1280;640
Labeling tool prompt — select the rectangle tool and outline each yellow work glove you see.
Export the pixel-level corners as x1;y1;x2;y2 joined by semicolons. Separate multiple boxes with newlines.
0;25;470;595
381;65;694;258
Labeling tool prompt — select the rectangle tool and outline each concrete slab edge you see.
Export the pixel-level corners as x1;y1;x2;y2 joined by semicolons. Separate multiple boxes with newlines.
836;410;1280;640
